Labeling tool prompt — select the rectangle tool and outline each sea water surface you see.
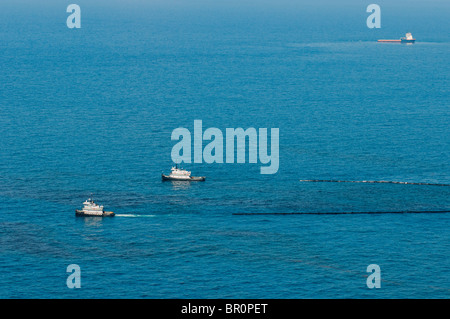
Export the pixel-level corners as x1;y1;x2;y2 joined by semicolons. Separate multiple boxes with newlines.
0;0;449;298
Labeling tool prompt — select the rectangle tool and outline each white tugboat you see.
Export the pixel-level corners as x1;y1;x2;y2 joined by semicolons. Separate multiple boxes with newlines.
75;197;115;217
162;164;205;182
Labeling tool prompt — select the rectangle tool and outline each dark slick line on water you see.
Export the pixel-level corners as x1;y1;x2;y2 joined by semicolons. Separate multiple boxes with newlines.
233;210;450;216
299;180;450;186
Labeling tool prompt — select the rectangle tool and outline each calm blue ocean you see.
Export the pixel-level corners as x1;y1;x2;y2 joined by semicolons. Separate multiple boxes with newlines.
0;0;449;298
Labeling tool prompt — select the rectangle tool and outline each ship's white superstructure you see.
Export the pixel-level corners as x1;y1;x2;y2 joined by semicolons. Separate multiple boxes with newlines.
167;166;192;180
79;199;104;216
405;32;413;40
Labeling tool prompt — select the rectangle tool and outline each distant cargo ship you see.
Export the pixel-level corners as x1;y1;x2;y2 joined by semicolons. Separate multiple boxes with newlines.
378;32;415;43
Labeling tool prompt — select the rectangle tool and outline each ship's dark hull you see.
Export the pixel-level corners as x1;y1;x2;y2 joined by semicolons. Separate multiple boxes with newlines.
162;174;205;182
75;210;115;217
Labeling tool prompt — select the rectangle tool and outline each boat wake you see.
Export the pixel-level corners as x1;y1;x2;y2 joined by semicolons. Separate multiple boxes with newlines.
114;214;156;218
299;180;450;186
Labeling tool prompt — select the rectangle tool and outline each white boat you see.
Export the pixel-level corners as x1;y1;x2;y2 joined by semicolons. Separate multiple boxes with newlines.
75;198;114;217
162;165;205;181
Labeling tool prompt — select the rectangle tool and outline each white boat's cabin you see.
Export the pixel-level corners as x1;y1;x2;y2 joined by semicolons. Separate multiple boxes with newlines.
170;167;191;177
83;199;103;211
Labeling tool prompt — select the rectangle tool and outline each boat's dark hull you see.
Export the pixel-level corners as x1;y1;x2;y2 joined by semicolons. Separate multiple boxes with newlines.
75;210;115;217
162;174;205;182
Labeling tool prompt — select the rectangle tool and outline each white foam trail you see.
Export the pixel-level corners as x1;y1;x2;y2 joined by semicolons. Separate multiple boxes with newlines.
299;180;450;186
115;214;156;218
